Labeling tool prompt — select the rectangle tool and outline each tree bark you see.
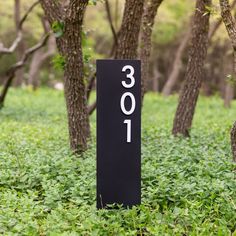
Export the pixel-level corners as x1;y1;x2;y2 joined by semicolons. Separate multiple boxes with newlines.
231;121;236;162
172;0;211;137
139;0;163;101
40;0;90;153
114;0;144;59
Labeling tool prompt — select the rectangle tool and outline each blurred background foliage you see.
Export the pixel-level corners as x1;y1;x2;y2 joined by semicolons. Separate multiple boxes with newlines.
0;0;235;95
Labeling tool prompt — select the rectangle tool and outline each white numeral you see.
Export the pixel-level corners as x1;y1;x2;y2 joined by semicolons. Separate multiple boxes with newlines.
120;92;136;115
124;119;131;143
122;65;135;88
121;65;136;143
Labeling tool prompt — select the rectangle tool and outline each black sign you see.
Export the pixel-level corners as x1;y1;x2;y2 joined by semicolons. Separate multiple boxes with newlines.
97;59;141;209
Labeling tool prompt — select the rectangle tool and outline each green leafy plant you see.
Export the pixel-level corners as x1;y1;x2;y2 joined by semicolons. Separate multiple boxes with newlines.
52;21;64;38
51;54;66;71
0;90;235;235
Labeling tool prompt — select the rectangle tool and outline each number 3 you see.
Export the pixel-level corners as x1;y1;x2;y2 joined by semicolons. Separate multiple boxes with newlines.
122;65;135;88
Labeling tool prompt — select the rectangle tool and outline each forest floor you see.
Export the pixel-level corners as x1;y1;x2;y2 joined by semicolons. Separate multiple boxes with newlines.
0;88;235;235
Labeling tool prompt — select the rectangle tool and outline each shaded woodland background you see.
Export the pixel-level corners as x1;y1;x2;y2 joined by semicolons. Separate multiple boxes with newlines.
0;0;235;99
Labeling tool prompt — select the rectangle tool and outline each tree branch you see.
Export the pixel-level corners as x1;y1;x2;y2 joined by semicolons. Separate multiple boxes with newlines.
208;0;236;40
105;0;118;47
0;0;40;55
40;16;56;60
19;0;40;29
88;101;97;116
87;0;120;115
0;34;50;108
87;72;96;101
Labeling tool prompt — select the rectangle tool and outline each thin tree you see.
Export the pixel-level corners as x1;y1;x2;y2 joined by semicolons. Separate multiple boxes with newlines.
172;0;212;137
162;26;191;96
40;0;90;153
223;60;234;108
14;0;26;86
212;0;236;108
28;17;56;89
219;0;236;161
139;0;163;101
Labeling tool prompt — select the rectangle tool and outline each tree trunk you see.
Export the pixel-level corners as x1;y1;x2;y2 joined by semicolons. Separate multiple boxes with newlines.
63;19;90;152
220;0;236;161
28;50;44;88
114;0;144;59
139;0;163;101
152;64;160;92
172;0;211;137
40;0;90;153
223;53;234;108
220;0;236;107
14;0;25;87
231;121;236;162
162;28;191;96
224;82;234;108
28;34;56;89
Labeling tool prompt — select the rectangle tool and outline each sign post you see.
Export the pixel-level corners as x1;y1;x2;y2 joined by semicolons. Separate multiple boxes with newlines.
97;59;141;209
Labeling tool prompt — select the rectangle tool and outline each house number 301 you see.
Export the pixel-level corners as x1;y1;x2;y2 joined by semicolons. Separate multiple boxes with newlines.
120;65;136;143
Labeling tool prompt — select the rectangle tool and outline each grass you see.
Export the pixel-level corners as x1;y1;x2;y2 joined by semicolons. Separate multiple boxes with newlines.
0;88;235;235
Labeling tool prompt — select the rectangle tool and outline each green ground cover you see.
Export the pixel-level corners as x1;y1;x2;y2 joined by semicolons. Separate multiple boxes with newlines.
0;88;235;235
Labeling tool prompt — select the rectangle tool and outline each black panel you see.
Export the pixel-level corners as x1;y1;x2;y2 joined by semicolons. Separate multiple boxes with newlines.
97;59;141;209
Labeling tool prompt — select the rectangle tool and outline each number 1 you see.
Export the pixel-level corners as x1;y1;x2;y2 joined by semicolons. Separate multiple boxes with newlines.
124;119;131;143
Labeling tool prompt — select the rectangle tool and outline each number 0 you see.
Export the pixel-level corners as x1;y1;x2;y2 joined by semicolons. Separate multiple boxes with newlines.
120;92;136;115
